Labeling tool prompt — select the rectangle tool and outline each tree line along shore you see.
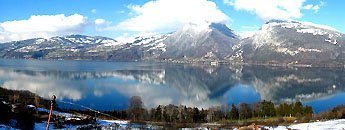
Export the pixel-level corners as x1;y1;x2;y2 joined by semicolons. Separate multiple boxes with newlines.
1;87;345;129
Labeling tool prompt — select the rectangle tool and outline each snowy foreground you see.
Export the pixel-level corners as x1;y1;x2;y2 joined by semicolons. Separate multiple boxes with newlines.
2;119;345;130
1;105;345;129
265;119;345;130
33;120;132;130
0;119;133;130
0;120;130;130
0;105;137;130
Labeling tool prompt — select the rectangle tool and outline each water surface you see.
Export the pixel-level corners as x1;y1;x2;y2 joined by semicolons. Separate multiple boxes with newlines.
0;58;344;113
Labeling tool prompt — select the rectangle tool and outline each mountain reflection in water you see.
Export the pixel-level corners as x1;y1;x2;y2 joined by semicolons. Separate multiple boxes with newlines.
0;59;344;113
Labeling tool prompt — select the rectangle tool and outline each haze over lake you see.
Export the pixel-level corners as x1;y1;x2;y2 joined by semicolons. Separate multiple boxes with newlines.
0;58;344;113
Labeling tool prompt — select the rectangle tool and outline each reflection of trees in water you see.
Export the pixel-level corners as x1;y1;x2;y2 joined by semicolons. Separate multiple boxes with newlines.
128;96;145;121
112;64;240;109
1;64;345;109
114;64;345;105
241;66;345;104
0;69;83;101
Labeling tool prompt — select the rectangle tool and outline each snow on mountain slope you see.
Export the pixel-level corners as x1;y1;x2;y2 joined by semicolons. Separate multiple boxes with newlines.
1;20;344;65
162;22;240;60
232;20;345;66
129;34;170;52
251;20;342;49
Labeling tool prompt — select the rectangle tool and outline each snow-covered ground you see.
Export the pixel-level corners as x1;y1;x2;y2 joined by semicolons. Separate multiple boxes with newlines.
2;119;345;130
31;119;131;130
267;119;345;130
0;105;133;130
2;105;345;129
0;119;132;130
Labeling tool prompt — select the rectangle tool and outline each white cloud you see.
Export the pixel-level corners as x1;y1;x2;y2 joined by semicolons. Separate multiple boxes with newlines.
226;0;307;21
0;14;90;43
94;19;112;32
303;4;313;9
91;9;97;13
312;5;319;10
94;19;105;25
128;12;134;16
303;1;324;13
239;30;258;38
112;0;230;32
223;0;234;5
312;5;319;12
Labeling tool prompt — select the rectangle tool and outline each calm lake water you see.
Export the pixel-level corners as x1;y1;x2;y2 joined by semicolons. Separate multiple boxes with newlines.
0;58;344;113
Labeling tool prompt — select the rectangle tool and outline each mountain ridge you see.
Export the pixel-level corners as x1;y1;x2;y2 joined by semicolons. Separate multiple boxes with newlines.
160;22;240;60
0;21;344;66
231;20;345;67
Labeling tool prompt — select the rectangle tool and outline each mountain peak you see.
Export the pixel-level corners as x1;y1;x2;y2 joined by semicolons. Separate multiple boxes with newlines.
264;19;300;24
161;22;240;60
178;22;239;39
209;23;239;39
180;22;212;34
234;19;345;66
262;20;342;34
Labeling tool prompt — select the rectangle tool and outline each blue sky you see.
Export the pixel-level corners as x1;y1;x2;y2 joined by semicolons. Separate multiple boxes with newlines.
0;0;344;42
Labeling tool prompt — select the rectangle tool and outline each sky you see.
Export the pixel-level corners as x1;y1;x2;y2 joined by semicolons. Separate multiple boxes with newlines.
0;0;344;43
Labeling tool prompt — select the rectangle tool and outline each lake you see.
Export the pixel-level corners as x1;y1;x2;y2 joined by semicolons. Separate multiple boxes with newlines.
0;58;344;113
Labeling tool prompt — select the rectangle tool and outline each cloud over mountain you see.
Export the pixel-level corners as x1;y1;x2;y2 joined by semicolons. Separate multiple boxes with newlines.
112;0;230;33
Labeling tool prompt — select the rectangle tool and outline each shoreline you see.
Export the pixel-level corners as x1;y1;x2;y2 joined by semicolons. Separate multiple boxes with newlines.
1;57;345;68
1;87;344;129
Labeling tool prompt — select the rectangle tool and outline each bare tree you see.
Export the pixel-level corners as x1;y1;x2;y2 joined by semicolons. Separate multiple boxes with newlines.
239;103;252;119
252;101;262;117
128;96;145;121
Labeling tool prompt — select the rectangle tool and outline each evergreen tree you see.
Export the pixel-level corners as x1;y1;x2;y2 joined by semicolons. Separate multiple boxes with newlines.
293;101;304;116
304;105;313;115
162;106;168;122
155;105;162;121
261;100;276;117
200;108;207;122
277;103;293;117
178;105;185;123
277;104;285;116
229;103;239;120
150;108;156;121
192;107;200;123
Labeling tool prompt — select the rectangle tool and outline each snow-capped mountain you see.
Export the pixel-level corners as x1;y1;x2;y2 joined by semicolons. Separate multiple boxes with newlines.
161;22;240;60
107;34;170;61
231;20;345;66
0;34;121;59
0;34;171;60
0;22;239;61
1;20;345;66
